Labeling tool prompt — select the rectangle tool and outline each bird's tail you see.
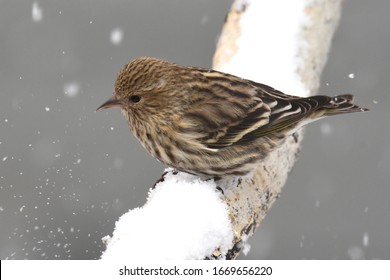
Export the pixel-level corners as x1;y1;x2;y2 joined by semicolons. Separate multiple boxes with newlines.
314;94;369;117
242;93;368;141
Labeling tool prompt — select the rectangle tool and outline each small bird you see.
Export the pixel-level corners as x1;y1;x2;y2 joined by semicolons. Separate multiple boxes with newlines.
97;57;368;177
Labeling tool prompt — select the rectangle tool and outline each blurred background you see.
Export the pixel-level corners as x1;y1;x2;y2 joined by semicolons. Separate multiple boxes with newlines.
0;0;388;259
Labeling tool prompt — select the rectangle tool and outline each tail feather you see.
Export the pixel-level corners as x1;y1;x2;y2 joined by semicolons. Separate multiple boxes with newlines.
321;94;370;116
231;93;369;142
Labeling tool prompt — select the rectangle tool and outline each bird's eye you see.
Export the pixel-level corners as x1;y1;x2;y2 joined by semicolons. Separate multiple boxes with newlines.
130;95;141;103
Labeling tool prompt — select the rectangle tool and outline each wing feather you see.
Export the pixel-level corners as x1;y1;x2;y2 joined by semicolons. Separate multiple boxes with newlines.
174;68;339;151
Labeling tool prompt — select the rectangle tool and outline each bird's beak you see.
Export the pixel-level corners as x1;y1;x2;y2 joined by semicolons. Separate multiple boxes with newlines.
96;96;122;111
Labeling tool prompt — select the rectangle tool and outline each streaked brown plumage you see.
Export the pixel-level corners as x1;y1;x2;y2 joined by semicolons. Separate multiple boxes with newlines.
97;57;369;177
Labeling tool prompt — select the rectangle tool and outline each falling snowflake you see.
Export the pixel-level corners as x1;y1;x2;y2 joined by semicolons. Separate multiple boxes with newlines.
32;2;43;22
110;28;123;45
64;82;80;98
363;232;369;247
320;122;333;136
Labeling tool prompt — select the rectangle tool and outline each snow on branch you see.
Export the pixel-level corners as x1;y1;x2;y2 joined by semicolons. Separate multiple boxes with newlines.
101;0;342;260
101;170;233;260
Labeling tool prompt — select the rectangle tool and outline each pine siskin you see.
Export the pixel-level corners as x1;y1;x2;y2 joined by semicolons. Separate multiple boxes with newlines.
97;57;369;177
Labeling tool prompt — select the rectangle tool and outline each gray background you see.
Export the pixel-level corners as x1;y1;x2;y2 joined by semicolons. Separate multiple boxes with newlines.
0;0;388;259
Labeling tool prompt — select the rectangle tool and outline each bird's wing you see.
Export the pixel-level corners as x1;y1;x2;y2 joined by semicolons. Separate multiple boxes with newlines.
174;69;324;150
176;69;367;151
173;70;267;150
178;97;271;150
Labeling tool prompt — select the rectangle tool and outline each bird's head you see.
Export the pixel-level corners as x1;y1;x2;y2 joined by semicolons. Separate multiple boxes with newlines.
97;57;186;125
